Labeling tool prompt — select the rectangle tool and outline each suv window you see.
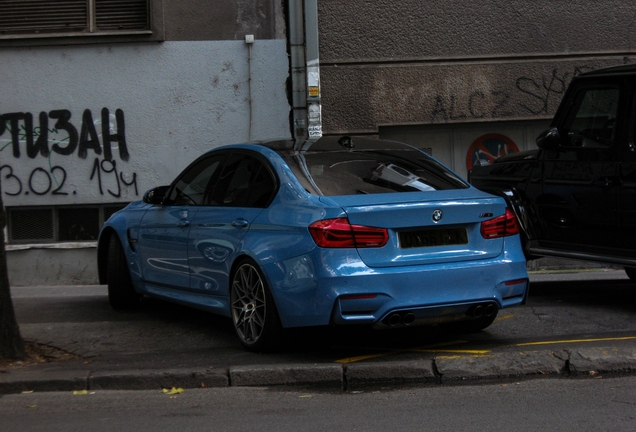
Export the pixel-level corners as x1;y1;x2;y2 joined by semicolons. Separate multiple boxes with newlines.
562;87;619;148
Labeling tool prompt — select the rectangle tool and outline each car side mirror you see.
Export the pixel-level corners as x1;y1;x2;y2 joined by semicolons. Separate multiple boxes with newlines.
142;185;170;205
536;127;560;149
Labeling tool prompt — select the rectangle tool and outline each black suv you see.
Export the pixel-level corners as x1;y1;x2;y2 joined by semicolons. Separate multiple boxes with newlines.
469;64;636;278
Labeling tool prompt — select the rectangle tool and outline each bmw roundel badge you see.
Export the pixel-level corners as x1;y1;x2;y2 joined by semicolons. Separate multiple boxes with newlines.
432;209;443;222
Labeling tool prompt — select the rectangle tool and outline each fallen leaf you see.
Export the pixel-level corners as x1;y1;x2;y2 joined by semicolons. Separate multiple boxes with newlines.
589;370;600;376
27;405;37;408
21;390;34;394
162;387;184;395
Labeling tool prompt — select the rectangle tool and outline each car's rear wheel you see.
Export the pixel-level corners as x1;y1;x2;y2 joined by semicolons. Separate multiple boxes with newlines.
230;259;282;352
107;234;142;309
625;267;636;281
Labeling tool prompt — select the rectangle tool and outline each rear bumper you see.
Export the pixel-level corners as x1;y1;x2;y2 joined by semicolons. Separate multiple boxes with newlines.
264;238;528;328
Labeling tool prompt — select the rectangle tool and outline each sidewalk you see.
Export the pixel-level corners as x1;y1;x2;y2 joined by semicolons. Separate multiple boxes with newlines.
1;269;635;394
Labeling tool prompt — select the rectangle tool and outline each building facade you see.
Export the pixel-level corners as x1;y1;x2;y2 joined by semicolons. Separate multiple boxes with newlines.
317;0;635;179
0;0;291;284
2;0;635;284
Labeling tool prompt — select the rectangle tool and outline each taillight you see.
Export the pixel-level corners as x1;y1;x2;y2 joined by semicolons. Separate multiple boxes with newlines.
480;208;519;239
309;218;389;248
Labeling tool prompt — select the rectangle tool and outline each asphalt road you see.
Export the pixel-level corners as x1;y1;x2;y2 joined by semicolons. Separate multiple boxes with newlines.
10;269;636;369
1;376;635;431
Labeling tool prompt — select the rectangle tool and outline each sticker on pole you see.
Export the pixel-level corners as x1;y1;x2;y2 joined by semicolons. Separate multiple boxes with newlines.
466;133;519;171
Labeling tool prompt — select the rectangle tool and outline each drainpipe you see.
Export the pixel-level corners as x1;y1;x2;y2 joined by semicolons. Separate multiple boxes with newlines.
245;34;254;141
289;0;322;141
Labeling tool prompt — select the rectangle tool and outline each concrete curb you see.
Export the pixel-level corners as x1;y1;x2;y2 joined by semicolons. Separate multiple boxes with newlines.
229;364;343;387
1;346;635;394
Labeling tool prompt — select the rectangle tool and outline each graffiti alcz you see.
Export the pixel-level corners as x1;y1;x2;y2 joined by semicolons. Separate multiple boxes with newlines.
0;108;138;199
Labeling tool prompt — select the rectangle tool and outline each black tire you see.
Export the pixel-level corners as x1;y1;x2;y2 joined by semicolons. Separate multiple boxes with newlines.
444;309;498;334
230;258;283;352
625;267;636;281
107;234;142;310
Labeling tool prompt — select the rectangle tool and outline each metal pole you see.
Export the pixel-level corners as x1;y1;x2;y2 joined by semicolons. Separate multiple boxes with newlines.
289;0;308;140
304;0;322;140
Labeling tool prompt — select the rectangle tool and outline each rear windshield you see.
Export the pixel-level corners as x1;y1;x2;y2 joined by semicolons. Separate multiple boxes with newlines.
277;139;469;196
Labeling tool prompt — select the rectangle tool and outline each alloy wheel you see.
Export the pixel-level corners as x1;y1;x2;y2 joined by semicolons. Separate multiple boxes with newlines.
231;263;267;345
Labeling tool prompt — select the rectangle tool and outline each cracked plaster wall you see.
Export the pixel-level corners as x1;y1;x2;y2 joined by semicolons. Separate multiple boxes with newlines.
317;0;636;133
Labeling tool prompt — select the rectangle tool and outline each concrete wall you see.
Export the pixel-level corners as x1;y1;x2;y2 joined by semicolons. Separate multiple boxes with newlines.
0;40;290;208
6;243;98;286
1;32;290;286
0;0;291;286
1;0;290;286
318;1;635;61
317;0;636;133
164;0;286;41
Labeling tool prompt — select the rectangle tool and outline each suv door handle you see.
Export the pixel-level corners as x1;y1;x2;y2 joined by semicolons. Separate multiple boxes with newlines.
595;177;617;188
177;220;191;227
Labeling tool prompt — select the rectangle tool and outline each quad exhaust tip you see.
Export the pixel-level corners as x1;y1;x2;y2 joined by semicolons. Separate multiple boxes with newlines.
385;311;416;326
469;302;498;318
382;302;498;327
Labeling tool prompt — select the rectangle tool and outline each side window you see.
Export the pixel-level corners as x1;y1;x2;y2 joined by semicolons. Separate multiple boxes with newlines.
210;154;276;208
168;155;225;206
562;87;620;148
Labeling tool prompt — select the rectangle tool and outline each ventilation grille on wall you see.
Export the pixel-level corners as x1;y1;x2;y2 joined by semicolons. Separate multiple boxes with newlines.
7;204;128;243
0;0;148;35
95;0;148;31
9;208;55;242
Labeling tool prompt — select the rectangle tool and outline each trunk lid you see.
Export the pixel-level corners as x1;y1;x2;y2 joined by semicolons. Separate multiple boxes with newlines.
322;189;508;268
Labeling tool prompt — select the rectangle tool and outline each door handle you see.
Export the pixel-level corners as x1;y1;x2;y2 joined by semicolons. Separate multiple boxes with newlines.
231;218;249;228
177;220;191;227
596;177;617;188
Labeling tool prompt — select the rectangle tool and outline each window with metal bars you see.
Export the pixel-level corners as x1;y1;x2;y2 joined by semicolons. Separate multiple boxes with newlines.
0;0;150;38
7;204;128;243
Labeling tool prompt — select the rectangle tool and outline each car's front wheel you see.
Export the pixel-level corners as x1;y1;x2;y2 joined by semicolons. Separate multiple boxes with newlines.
230;259;283;352
107;234;142;310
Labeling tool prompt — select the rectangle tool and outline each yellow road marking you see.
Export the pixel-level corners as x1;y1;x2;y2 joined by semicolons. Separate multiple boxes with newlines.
334;340;468;364
335;352;401;364
494;313;515;322
334;333;636;364
332;310;636;364
413;349;491;355
515;335;636;347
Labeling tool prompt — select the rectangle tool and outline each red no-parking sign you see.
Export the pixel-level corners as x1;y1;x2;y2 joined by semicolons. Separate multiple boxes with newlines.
466;133;519;171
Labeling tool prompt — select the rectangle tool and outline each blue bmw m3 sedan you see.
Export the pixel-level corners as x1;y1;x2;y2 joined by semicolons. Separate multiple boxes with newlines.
97;136;528;351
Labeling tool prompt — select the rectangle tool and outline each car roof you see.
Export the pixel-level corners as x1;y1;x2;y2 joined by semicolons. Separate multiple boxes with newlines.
255;136;417;153
578;64;636;77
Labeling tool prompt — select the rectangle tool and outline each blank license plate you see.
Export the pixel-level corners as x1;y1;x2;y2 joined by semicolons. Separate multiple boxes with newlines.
399;227;468;248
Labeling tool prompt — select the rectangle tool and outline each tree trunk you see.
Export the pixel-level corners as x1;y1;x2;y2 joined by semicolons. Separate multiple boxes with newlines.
0;178;25;360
